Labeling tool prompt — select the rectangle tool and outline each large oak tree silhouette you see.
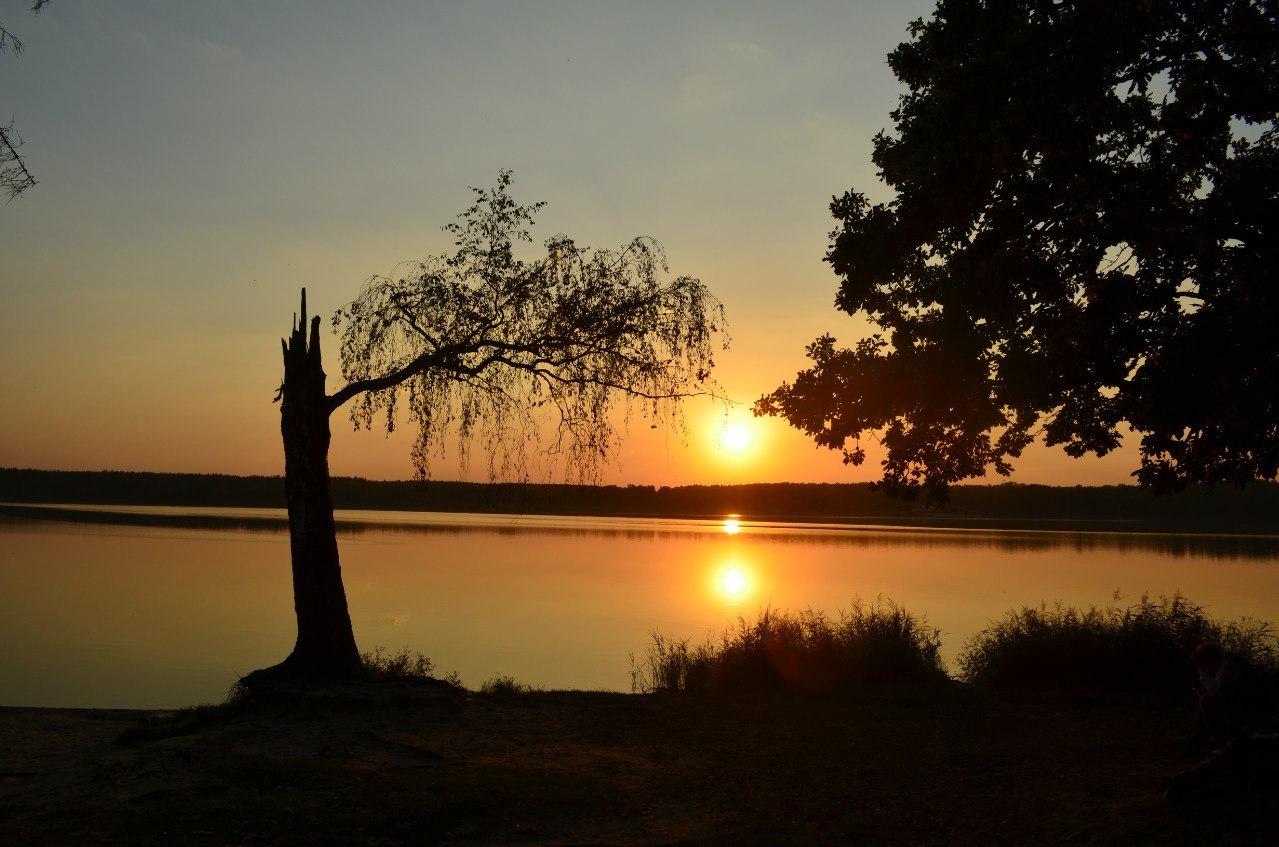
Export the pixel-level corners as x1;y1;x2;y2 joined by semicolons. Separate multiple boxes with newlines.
759;0;1278;501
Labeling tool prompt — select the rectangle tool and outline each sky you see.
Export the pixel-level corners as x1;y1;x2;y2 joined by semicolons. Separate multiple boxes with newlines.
0;0;1139;487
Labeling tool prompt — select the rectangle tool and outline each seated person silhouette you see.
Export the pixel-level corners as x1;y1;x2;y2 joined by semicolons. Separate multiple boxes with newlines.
1188;643;1247;748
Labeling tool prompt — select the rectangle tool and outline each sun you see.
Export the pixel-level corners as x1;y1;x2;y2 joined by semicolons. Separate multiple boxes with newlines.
718;419;753;454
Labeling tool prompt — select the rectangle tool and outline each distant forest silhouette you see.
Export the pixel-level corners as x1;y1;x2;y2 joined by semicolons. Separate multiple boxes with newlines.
2;468;1276;534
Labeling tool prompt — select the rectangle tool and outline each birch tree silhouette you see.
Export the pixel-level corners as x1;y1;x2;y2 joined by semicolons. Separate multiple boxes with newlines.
257;171;727;682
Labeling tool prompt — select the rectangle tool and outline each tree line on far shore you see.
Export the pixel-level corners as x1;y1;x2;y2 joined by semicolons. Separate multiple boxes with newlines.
3;467;1276;532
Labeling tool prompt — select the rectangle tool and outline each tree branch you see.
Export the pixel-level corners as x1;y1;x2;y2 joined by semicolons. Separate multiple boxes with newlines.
1;2;49;201
0;24;27;54
326;349;446;412
388;288;439;346
530;365;718;402
1;121;38;201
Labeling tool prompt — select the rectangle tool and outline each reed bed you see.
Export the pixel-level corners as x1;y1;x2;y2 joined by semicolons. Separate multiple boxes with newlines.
630;599;947;695
633;593;1278;699
956;592;1279;693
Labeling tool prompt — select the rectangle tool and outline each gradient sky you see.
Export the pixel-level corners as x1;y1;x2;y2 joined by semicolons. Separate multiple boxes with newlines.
1;1;1138;487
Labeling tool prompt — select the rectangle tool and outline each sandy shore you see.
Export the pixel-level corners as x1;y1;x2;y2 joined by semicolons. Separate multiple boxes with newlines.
2;683;1276;846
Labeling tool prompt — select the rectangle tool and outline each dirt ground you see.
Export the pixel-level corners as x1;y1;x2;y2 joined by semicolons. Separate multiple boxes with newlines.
2;681;1276;846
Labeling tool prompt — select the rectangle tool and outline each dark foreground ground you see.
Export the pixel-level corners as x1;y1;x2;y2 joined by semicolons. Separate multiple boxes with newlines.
2;683;1275;846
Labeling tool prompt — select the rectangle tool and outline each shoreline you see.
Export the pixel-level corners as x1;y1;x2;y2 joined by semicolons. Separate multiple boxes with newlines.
0;705;151;719
3;684;1275;845
4;501;1278;539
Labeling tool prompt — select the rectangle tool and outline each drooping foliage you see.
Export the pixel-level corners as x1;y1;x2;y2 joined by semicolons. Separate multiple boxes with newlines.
332;170;727;482
757;0;1279;499
0;0;50;200
254;172;726;686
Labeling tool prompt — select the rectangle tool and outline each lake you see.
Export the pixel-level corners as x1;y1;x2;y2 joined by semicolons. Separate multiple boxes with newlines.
2;504;1277;709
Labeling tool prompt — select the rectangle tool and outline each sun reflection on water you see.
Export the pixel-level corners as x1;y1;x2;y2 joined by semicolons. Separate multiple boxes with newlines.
722;516;741;535
714;560;755;603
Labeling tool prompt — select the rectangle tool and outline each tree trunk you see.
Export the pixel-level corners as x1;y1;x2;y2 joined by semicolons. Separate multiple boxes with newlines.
255;290;364;683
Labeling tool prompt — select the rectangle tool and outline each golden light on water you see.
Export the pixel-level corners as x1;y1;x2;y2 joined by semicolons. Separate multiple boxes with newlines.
723;516;741;534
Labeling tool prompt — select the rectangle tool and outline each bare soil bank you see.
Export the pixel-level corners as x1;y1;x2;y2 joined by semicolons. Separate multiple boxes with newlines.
2;683;1275;846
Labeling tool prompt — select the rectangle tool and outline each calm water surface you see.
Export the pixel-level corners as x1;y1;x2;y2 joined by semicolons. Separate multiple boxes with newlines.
2;505;1277;708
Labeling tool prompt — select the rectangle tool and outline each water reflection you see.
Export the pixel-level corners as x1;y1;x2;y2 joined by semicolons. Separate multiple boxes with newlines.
3;503;1276;560
713;560;755;604
2;503;1277;708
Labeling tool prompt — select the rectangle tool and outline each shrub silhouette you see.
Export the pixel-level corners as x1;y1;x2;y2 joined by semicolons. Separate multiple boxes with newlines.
957;593;1278;693
632;599;946;695
360;646;434;680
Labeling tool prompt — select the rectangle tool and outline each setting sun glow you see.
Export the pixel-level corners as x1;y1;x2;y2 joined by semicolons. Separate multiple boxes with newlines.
709;413;766;472
721;421;752;452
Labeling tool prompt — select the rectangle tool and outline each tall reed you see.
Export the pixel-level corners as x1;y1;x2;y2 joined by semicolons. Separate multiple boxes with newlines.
957;592;1278;693
631;599;947;695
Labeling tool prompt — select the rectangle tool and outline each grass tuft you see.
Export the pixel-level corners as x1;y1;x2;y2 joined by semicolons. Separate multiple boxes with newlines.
116;679;249;744
631;599;948;695
956;592;1279;693
479;674;532;696
360;646;435;680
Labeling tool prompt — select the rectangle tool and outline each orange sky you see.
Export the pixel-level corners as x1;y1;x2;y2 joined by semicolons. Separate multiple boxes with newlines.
0;2;1142;488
